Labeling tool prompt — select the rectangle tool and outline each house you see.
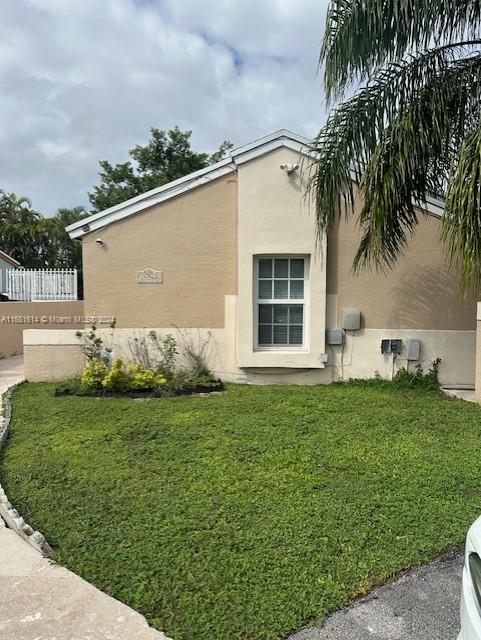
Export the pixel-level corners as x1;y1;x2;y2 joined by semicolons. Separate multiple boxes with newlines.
61;130;478;387
0;249;20;296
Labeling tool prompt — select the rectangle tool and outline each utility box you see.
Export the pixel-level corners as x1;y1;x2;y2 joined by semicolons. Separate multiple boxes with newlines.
406;339;421;361
342;308;361;331
326;328;345;346
381;339;402;355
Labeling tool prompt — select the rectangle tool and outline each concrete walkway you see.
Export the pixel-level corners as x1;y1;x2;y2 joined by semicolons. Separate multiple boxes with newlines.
442;388;477;403
0;356;170;640
290;549;463;640
0;354;24;395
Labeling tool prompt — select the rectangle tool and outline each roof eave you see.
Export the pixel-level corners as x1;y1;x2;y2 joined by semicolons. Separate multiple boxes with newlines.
67;130;312;239
0;249;21;267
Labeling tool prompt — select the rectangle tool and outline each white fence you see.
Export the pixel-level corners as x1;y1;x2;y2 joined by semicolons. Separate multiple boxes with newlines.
6;269;78;301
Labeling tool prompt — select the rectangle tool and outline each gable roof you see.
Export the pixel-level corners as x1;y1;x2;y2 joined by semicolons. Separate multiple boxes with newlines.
67;128;446;240
67;130;311;239
0;249;20;267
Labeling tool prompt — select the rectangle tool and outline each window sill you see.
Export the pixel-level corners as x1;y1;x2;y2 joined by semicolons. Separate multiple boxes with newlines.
255;346;308;353
238;349;325;369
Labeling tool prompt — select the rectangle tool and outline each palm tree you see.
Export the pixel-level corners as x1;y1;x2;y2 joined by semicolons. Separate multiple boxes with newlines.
47;206;87;269
311;2;481;289
0;191;42;266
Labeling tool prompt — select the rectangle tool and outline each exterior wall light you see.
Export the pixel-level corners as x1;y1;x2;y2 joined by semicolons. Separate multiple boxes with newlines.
280;163;299;175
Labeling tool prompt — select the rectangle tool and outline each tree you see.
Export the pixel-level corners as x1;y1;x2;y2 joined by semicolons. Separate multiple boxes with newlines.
89;127;233;212
312;2;481;289
0;191;43;267
45;207;87;269
0;191;86;271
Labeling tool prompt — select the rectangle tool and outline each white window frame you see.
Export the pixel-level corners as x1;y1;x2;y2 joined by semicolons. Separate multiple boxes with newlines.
253;255;309;351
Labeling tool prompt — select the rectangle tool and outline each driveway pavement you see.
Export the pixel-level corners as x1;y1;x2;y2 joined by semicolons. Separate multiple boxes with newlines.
290;549;463;640
0;354;24;394
0;356;170;640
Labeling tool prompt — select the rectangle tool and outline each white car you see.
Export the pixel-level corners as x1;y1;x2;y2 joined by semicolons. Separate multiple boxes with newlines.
459;516;481;639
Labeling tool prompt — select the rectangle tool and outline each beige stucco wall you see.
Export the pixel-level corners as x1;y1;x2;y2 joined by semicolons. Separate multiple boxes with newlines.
0;301;84;358
82;174;237;328
24;329;85;382
24;345;84;382
236;147;327;368
55;144;476;387
24;317;475;387
327;208;477;331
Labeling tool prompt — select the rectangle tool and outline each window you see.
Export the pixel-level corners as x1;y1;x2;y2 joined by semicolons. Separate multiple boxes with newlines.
256;257;307;348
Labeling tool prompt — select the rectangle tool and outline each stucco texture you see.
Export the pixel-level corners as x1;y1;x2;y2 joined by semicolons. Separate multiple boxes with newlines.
327;208;477;331
82;174;237;329
236;147;327;368
0;301;84;358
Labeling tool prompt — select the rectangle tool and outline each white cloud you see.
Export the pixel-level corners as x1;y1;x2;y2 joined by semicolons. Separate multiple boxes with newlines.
0;0;329;214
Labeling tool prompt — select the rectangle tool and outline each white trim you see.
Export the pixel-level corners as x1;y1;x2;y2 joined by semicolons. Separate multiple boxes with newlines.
0;249;20;267
67;126;446;240
67;130;311;239
253;255;309;352
234;138;309;166
422;194;445;218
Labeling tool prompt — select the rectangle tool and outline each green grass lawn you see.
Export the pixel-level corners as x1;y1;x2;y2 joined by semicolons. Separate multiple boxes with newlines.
1;382;481;639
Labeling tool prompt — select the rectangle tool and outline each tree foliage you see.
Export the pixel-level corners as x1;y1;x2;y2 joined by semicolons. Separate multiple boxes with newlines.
0;191;86;270
312;0;481;289
88;127;233;212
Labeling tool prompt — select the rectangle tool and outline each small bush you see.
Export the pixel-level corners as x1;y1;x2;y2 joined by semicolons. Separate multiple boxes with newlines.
80;360;108;391
101;358;132;392
128;364;166;390
74;331;221;397
392;359;441;390
79;358;167;393
77;325;112;365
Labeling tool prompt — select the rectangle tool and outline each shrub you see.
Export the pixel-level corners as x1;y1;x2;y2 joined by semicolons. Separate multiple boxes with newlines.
76;331;220;396
392;359;441;390
128;364;166;390
80;360;108;391
77;325;112;365
101;358;132;392
79;358;166;393
148;332;178;380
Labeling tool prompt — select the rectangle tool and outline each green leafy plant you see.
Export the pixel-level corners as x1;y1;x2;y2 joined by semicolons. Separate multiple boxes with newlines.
101;358;132;392
79;357;167;393
392;358;441;390
150;333;178;380
76;325;112;365
190;370;220;388
80;360;108;391
75;331;220;397
128;364;166;390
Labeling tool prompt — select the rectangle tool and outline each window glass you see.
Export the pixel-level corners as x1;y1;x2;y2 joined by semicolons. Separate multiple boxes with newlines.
258;280;272;299
290;280;304;299
259;304;272;323
290;259;304;278
259;259;272;278
273;279;289;299
274;259;289;278
257;258;306;347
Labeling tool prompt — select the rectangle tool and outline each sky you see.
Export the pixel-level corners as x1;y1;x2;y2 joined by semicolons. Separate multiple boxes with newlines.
0;0;329;214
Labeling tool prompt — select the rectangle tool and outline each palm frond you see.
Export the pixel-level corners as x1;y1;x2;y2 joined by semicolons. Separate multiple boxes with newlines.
321;0;481;99
310;50;481;243
442;121;481;289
